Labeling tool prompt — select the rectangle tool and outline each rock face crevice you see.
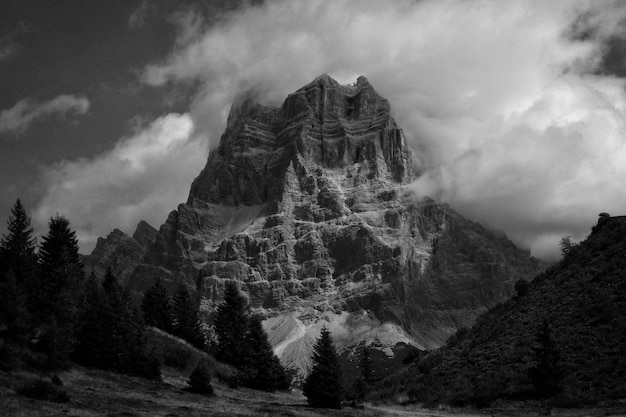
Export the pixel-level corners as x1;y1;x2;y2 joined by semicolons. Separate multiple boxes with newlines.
90;75;541;376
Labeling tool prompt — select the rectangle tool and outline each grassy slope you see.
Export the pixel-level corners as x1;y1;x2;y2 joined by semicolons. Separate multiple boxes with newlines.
389;216;626;407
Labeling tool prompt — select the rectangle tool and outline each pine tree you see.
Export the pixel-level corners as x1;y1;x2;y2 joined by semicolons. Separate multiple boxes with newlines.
241;315;291;391
73;271;107;367
213;281;249;366
360;344;372;383
141;278;173;333
36;215;84;368
0;199;37;284
75;268;160;379
0;199;37;364
172;284;206;350
529;319;563;398
303;327;343;409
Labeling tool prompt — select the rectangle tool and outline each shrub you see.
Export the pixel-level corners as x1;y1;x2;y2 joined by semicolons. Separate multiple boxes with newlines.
17;379;70;403
188;360;214;395
514;279;530;298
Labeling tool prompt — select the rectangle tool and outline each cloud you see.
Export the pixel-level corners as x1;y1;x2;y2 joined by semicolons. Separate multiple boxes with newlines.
0;95;90;136
142;0;626;260
33;113;206;253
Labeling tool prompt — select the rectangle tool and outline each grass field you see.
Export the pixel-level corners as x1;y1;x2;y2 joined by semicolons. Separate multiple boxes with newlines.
1;366;625;417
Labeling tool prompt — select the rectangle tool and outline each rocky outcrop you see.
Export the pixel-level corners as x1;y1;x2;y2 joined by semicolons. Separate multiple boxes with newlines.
90;75;542;377
83;220;157;282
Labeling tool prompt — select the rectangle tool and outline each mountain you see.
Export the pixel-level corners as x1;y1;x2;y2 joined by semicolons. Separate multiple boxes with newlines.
89;74;541;378
395;214;626;406
83;220;158;281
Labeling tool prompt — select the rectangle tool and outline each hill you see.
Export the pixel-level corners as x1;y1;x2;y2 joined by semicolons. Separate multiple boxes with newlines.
392;214;626;407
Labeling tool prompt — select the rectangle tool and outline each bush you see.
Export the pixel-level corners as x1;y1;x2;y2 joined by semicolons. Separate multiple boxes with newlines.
187;360;214;395
514;279;530;298
17;379;70;403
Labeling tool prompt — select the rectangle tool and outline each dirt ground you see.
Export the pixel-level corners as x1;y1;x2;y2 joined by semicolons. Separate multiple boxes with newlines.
1;367;625;417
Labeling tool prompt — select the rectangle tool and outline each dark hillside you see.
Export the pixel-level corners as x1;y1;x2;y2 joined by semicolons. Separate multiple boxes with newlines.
397;215;626;407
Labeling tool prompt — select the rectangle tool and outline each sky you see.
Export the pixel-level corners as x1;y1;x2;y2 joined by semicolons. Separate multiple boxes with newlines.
1;0;626;261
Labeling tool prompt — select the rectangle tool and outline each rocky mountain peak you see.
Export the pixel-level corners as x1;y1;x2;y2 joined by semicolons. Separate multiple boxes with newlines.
187;74;412;210
90;74;542;380
132;220;158;249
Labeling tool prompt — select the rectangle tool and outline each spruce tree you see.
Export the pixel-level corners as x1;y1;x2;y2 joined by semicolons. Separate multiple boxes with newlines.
241;315;291;391
73;271;107;367
360;344;372;383
529;319;563;397
0;199;37;367
36;215;84;368
141;278;173;333
172;284;206;350
303;327;343;409
0;199;37;283
75;268;160;379
213;281;249;366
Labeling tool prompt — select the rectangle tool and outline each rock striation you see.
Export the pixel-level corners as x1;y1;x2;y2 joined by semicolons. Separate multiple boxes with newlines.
90;75;542;378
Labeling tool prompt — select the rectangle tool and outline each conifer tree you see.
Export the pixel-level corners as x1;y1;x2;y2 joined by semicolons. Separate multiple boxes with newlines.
36;215;84;368
303;327;343;409
241;315;291;391
0;199;37;283
172;283;206;350
141;278;173;333
75;268;160;379
360;344;372;383
73;271;107;367
529;319;563;397
213;281;249;366
0;199;37;366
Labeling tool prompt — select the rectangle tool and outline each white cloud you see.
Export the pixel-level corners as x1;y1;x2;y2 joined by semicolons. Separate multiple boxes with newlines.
0;95;90;136
33;113;206;253
141;0;626;260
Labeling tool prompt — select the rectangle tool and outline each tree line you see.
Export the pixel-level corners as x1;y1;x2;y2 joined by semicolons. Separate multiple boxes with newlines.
0;199;349;407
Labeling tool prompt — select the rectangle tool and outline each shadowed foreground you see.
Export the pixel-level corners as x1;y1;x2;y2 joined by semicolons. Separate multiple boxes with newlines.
1;367;624;417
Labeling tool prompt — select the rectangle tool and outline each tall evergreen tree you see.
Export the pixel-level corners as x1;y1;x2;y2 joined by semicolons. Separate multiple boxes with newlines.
0;198;37;283
75;268;160;379
141;278;173;333
73;271;107;367
0;199;37;366
241;315;291;391
36;215;84;368
172;284;206;350
360;344;372;383
303;327;343;409
529;319;563;398
213;281;249;366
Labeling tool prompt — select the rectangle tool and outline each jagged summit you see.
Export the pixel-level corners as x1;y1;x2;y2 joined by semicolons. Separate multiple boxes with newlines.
90;75;542;380
188;74;412;209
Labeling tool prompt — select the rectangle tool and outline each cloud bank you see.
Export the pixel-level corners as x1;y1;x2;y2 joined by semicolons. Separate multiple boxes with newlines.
0;95;90;136
142;0;626;260
34;113;205;252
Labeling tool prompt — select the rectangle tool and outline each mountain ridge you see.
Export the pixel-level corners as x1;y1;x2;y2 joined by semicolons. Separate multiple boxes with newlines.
392;214;626;406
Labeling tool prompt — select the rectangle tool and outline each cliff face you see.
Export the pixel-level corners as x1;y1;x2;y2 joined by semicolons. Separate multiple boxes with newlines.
91;75;541;377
